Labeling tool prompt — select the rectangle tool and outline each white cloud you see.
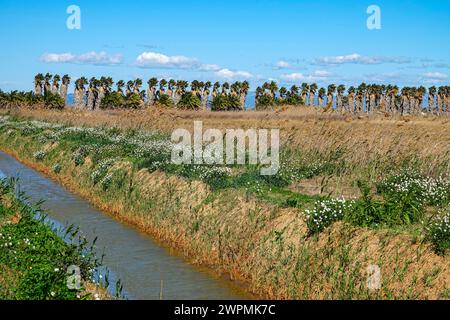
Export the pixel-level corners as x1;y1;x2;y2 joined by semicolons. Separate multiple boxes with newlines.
135;52;199;69
280;70;330;82
312;70;331;77
315;53;410;65
40;51;123;65
40;53;75;63
274;60;290;69
198;64;221;71
422;72;448;80
215;68;253;80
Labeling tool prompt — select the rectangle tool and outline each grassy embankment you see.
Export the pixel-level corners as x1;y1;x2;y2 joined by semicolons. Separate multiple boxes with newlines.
0;109;448;299
0;178;110;300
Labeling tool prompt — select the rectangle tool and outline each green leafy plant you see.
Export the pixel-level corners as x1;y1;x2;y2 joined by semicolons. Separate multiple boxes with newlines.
177;92;201;110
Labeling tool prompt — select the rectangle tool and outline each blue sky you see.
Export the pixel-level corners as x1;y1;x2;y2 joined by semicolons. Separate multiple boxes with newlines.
0;0;449;92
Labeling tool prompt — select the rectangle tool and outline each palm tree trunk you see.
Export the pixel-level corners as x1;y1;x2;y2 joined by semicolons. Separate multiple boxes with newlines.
239;93;246;110
369;94;375;113
97;87;105;110
309;92;315;107
44;83;51;95
325;94;333;112
348;94;354;113
34;85;42;96
87;89;95;110
60;85;68;104
74;88;84;109
52;84;59;96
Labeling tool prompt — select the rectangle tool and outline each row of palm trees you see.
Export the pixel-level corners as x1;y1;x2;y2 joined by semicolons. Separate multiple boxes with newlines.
34;73;71;102
256;82;450;114
71;76;250;111
26;74;450;114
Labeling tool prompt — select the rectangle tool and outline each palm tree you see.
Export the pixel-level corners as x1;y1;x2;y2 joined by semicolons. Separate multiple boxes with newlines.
239;81;249;110
221;82;230;95
96;77;108;107
52;74;61;95
347;86;355;113
174;80;188;105
379;84;387;112
325;84;336;112
279;87;288;102
417;86;426;114
408;87;416;114
336;84;345;112
318;87;326;108
134;79;143;94
356;83;366;113
230;82;241;97
116;80;125;94
367;85;376;114
268;81;278;98
167;79;176;102
290;85;299;96
212;82;220;99
309;83;318;107
384;85;392;112
202;81;211;110
190;80;199;98
428;86;436;113
301;83;309;106
60;75;71;104
159;79;167;98
400;87;410;115
254;86;261;106
74;77;88;108
86;77;97;110
34;73;44;96
437;86;444;114
44;73;52;95
126;81;134;95
145;78;158;106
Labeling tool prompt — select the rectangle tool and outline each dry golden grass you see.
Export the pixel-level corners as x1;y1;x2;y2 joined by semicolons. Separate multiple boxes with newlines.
5;108;449;164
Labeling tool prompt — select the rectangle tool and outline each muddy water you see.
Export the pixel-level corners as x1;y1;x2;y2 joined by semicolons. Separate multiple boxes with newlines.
0;151;248;300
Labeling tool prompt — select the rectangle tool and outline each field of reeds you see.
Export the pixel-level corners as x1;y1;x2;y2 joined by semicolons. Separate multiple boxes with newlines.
0;178;109;300
0;108;448;299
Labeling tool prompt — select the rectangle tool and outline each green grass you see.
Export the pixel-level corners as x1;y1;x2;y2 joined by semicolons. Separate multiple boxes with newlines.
0;178;108;300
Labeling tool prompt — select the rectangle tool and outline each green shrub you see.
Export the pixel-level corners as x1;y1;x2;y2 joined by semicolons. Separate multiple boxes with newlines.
177;92;201;110
100;92;125;109
157;94;173;107
305;198;355;234
255;94;275;109
124;93;143;109
211;94;241;111
43;92;65;109
426;211;450;255
53;163;62;174
33;150;46;161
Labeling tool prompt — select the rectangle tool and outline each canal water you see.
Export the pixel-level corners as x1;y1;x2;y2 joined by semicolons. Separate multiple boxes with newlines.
0;151;248;300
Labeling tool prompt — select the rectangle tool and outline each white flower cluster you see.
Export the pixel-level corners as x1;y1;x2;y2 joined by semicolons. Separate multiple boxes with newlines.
381;172;450;205
426;210;450;253
0;233;13;248
33;150;46;161
90;158;116;184
198;166;233;181
305;197;356;233
279;157;327;182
